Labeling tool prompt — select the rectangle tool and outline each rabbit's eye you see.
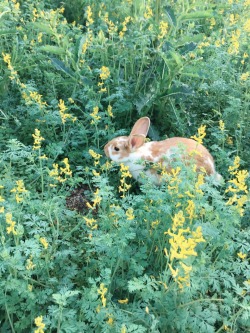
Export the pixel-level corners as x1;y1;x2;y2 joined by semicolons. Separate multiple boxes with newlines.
114;147;120;152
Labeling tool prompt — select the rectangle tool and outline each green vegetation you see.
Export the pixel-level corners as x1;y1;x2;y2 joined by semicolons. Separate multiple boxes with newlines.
0;0;249;332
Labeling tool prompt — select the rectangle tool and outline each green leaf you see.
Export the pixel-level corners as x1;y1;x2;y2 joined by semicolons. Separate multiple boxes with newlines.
32;22;54;35
39;45;66;55
164;6;177;26
180;11;214;21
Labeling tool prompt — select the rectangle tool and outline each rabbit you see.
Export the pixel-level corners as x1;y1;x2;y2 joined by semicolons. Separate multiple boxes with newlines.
104;117;222;185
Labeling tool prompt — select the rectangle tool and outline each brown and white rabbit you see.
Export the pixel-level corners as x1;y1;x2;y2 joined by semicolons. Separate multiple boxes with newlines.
104;117;221;184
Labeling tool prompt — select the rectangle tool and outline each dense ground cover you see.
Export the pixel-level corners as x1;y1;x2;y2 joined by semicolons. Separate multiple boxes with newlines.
0;0;249;332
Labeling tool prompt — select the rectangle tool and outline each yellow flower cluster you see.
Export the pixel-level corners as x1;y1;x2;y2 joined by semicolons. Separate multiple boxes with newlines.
49;158;72;184
22;91;47;110
243;18;250;32
191;125;206;144
185;200;196;221
90;106;101;124
119;163;132;197
107;105;113;117
103;13;118;35
238;252;247;260
5;212;17;235
144;5;153;19
228;29;241;55
82;30;93;54
10;179;28;203
119;16;131;39
89;149;102;166
97;283;107;307
26;256;36;270
121;326;127;333
99;66;110;81
195;173;205;195
32;129;45;150
86;188;102;210
58;99;77;124
2;52;18;81
118;298;128;304
219;120;225;131
166;210;205;289
240;72;249;81
165;167;182;193
158;21;169;39
226;156;248;216
86;6;94;26
126;208;135;220
40;237;49;249
83;216;98;230
34;316;45;333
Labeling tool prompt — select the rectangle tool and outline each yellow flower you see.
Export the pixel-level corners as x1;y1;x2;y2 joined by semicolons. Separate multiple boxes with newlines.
228;170;248;193
229;14;237;26
210;17;216;28
121;326;127;333
86;6;94;26
37;32;43;43
191;125;206;144
144;6;153;19
228;29;241;55
195;173;205;195
5;212;17;235
118;298;128;304
60;158;72;177
49;163;59;178
39;154;48;160
2;53;11;66
168;263;179;278
58;99;76;124
119;163;132;197
185;200;196;220
86;188;102;210
34;316;45;333
228;156;240;175
89;149;102;165
90;106;101;123
240;72;250;81
107;316;114;325
83;217;98;229
97;283;107;307
32;129;45;150
107;105;113;117
243;18;250;32
219;120;225;131
171;210;185;231
49;158;72;183
40;237;49;249
237;252;247;260
29;91;47;108
11;179;28;203
99;66;110;80
158;21;168;39
26;257;36;270
126;208;134;220
119;16;131;39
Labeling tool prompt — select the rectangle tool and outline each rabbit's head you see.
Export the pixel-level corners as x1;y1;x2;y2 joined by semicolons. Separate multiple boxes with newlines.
104;117;150;162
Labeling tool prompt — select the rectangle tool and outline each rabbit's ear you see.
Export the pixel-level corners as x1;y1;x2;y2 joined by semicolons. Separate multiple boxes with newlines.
129;134;146;150
130;117;150;137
